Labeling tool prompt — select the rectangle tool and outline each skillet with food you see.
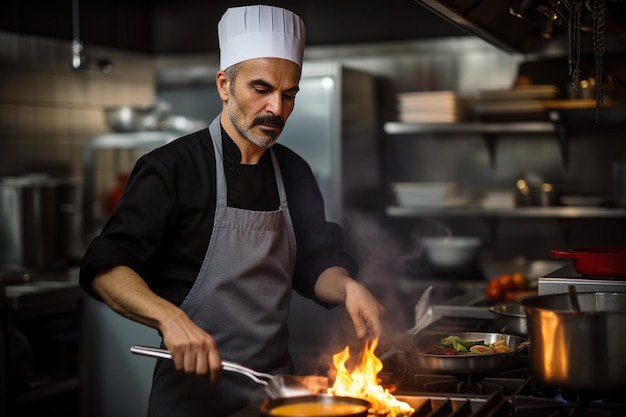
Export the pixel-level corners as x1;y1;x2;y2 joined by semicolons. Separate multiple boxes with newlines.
405;332;529;374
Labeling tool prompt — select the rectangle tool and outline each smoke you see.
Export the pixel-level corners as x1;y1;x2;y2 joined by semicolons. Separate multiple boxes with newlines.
319;211;420;356
304;212;455;374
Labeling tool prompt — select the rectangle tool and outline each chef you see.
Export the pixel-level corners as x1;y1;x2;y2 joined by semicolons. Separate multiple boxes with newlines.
79;4;384;417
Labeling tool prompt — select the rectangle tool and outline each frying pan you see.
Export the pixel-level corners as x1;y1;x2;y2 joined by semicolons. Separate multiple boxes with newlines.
261;394;370;417
551;245;626;277
130;345;328;399
405;332;529;374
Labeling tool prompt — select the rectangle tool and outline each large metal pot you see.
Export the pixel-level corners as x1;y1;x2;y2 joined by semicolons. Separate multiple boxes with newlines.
522;292;626;391
0;175;80;271
551;246;626;277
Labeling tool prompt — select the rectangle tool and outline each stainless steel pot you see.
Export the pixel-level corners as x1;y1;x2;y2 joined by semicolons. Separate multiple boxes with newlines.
522;292;626;391
0;175;80;271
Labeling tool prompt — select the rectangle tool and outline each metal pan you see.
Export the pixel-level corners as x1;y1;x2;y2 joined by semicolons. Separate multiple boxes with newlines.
130;345;328;399
405;332;529;374
489;302;527;336
551;246;626;277
261;394;370;417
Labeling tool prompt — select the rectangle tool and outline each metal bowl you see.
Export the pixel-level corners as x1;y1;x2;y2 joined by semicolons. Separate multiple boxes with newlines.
489;302;527;336
104;106;152;132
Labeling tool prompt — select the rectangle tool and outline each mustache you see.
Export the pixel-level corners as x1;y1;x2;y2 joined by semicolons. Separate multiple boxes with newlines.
253;114;284;129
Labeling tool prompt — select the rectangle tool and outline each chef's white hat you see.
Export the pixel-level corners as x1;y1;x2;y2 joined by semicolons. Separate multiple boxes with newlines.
218;5;306;70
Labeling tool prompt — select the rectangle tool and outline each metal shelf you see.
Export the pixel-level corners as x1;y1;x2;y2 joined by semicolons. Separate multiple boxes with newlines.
384;120;557;168
384;121;555;135
386;205;626;219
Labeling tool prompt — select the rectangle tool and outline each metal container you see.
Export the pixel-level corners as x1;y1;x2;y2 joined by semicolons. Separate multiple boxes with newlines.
522;292;626;391
0;175;79;271
489;302;527;336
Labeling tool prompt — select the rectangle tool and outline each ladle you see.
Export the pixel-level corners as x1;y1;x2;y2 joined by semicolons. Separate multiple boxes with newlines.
130;345;328;399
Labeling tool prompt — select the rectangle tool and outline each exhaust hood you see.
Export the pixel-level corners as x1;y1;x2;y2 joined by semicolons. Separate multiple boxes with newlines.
413;0;626;56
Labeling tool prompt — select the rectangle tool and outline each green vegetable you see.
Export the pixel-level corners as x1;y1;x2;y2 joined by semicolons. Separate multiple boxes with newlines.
453;341;468;352
440;335;486;352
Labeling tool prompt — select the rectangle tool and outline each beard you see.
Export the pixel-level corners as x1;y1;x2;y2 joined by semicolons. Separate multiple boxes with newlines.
227;104;285;148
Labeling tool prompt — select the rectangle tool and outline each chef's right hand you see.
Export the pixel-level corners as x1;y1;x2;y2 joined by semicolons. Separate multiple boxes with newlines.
160;309;223;383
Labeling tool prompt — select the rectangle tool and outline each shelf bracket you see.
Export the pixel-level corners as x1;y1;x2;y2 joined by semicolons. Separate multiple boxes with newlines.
482;133;499;169
556;217;572;245
549;111;570;169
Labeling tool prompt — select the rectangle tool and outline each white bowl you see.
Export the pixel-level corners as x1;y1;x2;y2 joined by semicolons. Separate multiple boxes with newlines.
420;236;481;268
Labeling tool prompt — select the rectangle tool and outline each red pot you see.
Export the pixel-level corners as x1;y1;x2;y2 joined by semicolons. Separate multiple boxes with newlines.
551;246;626;278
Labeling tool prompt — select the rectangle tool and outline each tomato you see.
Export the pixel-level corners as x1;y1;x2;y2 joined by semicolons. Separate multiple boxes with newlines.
512;272;528;290
504;291;521;301
485;280;504;302
496;273;515;292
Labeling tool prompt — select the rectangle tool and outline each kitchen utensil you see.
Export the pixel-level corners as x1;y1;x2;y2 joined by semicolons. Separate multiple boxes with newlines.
419;236;481;270
261;394;370;417
522;292;626;391
551;246;626;277
489;302;527;336
104;100;171;132
405;332;529;374
129;345;328;399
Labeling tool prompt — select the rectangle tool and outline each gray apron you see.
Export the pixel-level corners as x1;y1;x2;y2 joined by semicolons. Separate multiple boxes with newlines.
148;116;297;417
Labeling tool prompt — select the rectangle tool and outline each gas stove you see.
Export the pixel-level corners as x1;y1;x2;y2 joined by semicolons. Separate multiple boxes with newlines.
228;265;626;417
381;347;626;417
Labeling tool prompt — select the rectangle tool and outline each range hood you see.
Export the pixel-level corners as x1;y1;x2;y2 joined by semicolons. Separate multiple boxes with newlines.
413;0;626;56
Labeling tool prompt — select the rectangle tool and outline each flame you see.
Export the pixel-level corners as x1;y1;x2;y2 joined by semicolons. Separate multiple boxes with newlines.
327;338;414;417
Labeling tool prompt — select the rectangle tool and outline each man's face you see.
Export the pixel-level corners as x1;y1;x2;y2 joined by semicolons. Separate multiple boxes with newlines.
224;58;301;148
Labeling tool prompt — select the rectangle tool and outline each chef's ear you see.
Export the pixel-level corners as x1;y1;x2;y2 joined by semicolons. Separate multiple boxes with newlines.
215;70;231;101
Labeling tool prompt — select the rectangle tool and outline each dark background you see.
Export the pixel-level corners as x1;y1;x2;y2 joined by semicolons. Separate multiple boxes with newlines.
1;0;469;54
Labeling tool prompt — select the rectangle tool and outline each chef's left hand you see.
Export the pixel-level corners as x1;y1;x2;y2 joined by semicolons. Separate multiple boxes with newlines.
314;267;385;339
343;279;385;339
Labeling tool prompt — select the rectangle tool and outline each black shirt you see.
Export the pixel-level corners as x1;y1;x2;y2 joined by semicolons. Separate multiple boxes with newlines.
79;125;357;307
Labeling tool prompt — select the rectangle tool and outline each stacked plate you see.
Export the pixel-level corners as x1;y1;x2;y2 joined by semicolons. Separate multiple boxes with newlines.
396;91;469;123
474;85;559;121
392;182;469;208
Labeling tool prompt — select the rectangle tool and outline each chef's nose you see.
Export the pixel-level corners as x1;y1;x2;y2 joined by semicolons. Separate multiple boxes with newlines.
266;92;283;116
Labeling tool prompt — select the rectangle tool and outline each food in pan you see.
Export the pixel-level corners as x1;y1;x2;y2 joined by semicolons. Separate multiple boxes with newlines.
424;335;512;355
267;401;369;416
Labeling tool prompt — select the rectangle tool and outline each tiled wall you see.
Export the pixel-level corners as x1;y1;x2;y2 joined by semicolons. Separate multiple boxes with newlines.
0;31;156;208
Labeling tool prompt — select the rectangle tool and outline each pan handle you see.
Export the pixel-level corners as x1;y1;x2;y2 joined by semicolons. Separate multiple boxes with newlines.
129;345;271;386
516;341;530;352
551;249;578;259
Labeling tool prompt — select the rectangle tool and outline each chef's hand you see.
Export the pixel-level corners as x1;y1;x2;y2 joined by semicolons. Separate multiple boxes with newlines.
160;310;224;383
343;279;385;339
92;265;223;383
314;267;385;339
